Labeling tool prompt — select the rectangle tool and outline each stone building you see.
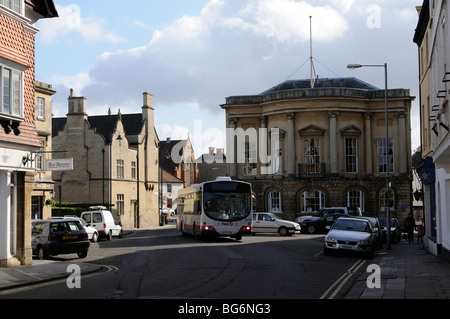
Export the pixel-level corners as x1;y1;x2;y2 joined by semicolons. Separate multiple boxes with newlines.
52;92;160;229
159;137;198;187
196;147;227;183
414;0;450;255
0;0;58;267
221;77;414;221
32;80;56;220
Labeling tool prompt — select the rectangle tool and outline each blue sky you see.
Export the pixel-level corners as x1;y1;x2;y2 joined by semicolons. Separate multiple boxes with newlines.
35;0;423;155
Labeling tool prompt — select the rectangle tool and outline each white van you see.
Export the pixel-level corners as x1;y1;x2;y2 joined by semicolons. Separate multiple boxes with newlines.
81;206;123;240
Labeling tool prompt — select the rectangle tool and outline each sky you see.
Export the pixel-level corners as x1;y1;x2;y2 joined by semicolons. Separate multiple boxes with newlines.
35;0;423;156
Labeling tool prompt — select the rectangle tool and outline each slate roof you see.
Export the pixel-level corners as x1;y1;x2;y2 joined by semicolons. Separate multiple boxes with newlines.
52;114;145;144
259;77;379;95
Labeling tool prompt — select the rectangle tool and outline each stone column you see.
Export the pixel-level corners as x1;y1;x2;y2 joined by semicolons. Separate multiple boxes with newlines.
364;113;373;174
398;111;407;174
329;111;339;174
227;118;238;178
259;116;267;177
286;113;296;176
0;171;11;266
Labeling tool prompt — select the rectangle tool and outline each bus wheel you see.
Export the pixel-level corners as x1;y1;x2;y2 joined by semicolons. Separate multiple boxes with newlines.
235;234;242;241
181;222;187;236
192;223;197;239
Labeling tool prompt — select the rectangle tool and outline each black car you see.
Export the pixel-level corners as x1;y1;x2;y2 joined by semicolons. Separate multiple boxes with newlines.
32;219;90;260
300;213;346;234
378;218;402;243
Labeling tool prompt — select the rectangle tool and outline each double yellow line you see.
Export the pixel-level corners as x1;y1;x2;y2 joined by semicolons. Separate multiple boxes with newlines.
320;259;366;299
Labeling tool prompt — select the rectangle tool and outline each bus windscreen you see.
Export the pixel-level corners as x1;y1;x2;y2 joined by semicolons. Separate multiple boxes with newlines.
203;182;251;222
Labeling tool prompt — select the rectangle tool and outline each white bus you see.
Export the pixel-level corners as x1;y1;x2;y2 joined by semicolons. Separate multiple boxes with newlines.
176;177;253;240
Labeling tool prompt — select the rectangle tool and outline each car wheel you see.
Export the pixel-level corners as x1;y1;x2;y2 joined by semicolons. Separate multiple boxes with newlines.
278;227;289;236
38;246;47;260
307;225;316;234
77;250;88;259
324;246;331;256
118;229;123;239
107;230;113;241
91;232;98;243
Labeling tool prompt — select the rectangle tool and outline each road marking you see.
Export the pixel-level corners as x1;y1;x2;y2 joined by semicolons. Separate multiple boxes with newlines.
319;259;366;299
0;264;117;296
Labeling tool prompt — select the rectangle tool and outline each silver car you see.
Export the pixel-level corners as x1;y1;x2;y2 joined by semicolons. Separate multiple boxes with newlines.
324;217;376;257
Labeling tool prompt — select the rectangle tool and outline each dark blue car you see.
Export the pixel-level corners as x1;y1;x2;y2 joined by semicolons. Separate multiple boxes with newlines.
32;219;90;260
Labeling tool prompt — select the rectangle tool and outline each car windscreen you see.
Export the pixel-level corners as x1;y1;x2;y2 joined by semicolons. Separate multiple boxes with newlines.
203;182;252;221
332;219;369;232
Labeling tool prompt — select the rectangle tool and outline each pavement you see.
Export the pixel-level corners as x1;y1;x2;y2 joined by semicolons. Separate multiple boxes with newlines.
344;239;450;299
1;231;450;299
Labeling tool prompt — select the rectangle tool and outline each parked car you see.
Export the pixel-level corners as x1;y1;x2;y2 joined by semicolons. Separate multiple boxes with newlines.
378;218;402;243
81;206;123;240
300;213;346;234
160;208;175;217
48;216;99;242
355;216;383;250
31;218;90;260
252;213;300;236
295;207;362;224
324;217;376;257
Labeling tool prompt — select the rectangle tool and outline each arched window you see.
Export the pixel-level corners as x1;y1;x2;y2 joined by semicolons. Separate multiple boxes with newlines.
300;190;325;213
379;188;395;212
268;190;282;213
346;189;365;212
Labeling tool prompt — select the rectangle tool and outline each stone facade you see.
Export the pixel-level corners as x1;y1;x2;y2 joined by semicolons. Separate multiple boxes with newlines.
52;92;160;229
32;80;56;220
222;78;414;221
414;0;450;255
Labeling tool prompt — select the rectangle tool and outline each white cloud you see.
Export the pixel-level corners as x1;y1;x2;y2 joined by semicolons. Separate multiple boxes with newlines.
46;0;421;149
38;4;125;43
51;72;92;96
229;0;349;43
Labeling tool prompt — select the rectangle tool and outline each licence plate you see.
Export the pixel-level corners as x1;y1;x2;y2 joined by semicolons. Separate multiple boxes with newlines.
340;245;354;250
63;235;77;240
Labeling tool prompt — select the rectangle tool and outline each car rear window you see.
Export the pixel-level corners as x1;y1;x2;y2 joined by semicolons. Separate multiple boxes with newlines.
51;221;83;233
93;213;102;223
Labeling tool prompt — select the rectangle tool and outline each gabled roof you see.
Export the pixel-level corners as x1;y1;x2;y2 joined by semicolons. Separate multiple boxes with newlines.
162;169;184;184
25;0;58;18
52;113;145;144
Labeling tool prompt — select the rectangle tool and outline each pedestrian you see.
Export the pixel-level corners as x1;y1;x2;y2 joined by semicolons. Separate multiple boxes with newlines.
417;219;425;243
404;212;416;243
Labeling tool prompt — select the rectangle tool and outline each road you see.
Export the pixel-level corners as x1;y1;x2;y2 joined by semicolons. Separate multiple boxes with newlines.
0;224;371;300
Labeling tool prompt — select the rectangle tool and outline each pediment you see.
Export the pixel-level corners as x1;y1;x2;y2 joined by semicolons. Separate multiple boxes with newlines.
298;125;326;136
340;125;362;137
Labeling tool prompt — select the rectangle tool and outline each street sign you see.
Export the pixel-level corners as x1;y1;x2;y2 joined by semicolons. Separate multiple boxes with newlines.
46;158;73;171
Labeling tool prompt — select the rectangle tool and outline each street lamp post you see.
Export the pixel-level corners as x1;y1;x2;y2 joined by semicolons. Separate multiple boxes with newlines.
347;63;392;250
